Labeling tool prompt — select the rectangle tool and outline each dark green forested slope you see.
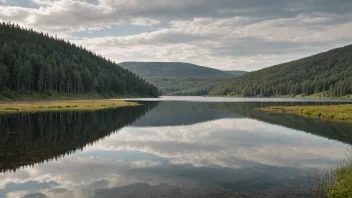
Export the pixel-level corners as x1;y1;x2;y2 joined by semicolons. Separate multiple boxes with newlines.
0;22;158;99
209;44;352;97
120;62;247;95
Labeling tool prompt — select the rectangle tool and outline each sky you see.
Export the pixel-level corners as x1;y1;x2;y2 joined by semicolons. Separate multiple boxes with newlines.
1;0;352;71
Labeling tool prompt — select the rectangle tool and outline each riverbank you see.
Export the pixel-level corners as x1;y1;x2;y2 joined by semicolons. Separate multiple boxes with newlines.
0;100;140;114
0;91;155;101
325;165;352;197
322;148;352;197
258;104;352;122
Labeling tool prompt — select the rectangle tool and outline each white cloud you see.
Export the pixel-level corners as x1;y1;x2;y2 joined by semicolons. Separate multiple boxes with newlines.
72;12;352;70
1;0;352;70
86;118;347;168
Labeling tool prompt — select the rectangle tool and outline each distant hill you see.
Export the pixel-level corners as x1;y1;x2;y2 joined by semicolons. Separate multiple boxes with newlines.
119;62;246;95
224;70;248;76
0;23;158;100
209;44;352;97
119;62;232;77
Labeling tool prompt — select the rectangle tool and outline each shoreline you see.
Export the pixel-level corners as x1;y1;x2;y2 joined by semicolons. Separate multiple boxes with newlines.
258;104;352;122
0;100;141;114
208;94;352;99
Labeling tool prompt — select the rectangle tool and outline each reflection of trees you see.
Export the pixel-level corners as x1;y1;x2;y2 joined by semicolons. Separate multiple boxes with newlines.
133;101;352;145
223;102;352;145
238;103;352;146
0;102;157;173
1;101;351;173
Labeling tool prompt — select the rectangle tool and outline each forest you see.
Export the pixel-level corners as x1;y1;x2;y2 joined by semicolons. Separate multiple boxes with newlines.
209;44;352;97
0;22;159;99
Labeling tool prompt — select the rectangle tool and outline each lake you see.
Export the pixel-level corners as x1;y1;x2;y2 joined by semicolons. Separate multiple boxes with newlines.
1;97;352;198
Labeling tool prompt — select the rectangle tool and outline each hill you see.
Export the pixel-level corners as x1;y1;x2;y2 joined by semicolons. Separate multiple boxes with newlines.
119;62;246;95
119;62;232;77
0;22;158;100
224;70;248;76
209;44;352;97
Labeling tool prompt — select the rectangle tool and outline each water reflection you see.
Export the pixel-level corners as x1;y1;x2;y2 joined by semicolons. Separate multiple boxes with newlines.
1;101;351;198
0;102;157;173
134;102;352;144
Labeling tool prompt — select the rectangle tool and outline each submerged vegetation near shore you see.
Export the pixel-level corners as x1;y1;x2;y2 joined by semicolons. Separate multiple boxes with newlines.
258;104;352;122
0;100;140;114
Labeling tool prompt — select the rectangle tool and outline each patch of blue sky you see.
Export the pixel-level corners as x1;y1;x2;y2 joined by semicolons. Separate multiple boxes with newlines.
1;0;37;7
71;22;168;38
82;0;99;5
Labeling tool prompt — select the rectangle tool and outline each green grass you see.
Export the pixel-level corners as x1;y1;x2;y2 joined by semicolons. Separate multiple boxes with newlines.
0;100;140;114
0;91;152;101
293;92;352;99
326;167;352;197
317;148;352;198
258;104;352;122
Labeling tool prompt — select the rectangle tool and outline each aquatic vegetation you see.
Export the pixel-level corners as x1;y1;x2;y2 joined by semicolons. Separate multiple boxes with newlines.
323;148;352;198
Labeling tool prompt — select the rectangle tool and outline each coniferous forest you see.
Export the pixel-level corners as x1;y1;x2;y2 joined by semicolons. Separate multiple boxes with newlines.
0;22;159;98
209;44;352;97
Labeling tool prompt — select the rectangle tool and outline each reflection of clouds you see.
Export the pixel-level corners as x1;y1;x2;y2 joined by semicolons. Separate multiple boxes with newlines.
89;118;347;168
0;157;161;198
1;118;348;197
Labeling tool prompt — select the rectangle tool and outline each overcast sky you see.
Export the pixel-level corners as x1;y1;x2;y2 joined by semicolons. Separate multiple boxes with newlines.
1;0;352;71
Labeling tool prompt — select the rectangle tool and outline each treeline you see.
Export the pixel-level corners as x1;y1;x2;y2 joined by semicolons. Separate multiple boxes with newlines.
0;102;158;173
146;76;225;95
0;22;159;98
209;44;352;97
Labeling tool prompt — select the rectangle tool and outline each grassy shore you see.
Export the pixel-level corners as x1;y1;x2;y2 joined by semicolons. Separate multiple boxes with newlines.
0;100;140;114
258;104;352;122
326;164;352;197
317;148;352;198
294;93;352;99
0;91;150;101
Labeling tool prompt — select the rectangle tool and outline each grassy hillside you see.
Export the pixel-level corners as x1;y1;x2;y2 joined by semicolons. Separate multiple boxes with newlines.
0;22;158;100
120;62;246;95
209;44;352;97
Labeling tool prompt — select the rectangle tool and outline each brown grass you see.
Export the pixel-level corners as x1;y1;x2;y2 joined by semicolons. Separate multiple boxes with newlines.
258;104;352;122
0;100;140;114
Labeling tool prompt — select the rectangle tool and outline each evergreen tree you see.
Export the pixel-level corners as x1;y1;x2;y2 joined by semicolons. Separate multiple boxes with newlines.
210;44;352;97
0;63;9;90
0;22;159;97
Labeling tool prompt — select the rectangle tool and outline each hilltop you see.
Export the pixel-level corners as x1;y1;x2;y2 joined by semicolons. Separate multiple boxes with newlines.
210;44;352;98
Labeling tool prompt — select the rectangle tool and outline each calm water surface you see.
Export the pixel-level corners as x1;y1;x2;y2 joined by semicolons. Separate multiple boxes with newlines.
1;97;352;198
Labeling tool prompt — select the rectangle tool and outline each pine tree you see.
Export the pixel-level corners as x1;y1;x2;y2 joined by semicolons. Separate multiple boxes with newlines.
0;22;159;97
0;63;9;90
